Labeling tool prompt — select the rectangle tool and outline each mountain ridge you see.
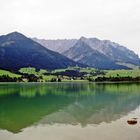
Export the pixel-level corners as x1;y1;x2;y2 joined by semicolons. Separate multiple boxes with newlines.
33;38;77;53
33;36;140;69
63;38;128;69
0;32;85;71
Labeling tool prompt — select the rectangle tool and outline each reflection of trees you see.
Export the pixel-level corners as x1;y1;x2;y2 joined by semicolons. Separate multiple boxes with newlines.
0;83;140;133
0;83;96;98
20;84;38;98
0;82;140;98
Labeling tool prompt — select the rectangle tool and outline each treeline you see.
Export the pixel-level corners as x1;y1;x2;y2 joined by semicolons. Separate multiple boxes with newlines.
1;75;140;82
21;74;62;82
53;70;105;77
95;76;140;82
0;75;42;82
0;75;22;82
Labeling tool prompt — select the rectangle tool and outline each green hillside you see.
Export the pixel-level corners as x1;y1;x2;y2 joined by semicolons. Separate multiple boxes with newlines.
0;70;21;78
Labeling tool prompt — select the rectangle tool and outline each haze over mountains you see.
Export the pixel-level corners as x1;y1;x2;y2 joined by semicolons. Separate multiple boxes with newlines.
33;36;140;69
0;32;83;71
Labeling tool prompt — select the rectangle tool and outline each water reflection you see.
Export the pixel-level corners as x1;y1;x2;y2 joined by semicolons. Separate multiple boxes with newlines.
0;82;140;133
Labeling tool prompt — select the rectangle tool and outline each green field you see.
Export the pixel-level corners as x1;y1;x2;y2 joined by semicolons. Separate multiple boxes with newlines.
105;70;140;78
0;66;140;82
43;75;57;81
19;67;47;76
0;70;21;78
116;62;140;70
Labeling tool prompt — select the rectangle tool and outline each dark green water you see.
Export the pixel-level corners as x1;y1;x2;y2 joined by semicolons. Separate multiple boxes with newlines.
0;82;140;140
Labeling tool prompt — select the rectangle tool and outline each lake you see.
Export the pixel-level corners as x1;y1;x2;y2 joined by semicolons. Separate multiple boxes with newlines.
0;82;140;140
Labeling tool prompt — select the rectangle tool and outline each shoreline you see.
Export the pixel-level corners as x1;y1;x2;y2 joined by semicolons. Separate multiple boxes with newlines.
0;80;140;84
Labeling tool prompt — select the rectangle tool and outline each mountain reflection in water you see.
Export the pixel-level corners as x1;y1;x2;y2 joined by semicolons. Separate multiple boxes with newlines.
0;82;140;133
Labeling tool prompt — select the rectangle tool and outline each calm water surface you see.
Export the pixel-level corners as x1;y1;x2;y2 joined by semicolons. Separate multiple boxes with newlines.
0;82;140;140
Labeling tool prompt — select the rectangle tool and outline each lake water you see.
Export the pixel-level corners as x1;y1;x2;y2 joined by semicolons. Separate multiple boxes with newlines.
0;82;140;140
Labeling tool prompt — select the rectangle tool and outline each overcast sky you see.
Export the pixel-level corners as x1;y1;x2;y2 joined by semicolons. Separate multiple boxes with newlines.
0;0;140;56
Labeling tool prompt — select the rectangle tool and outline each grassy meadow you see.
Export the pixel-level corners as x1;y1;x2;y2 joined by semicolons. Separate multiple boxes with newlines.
0;69;21;78
0;64;140;82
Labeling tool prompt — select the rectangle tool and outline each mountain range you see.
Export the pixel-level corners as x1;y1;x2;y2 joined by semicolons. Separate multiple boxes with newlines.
0;32;83;71
33;36;140;69
0;31;139;72
33;38;77;53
